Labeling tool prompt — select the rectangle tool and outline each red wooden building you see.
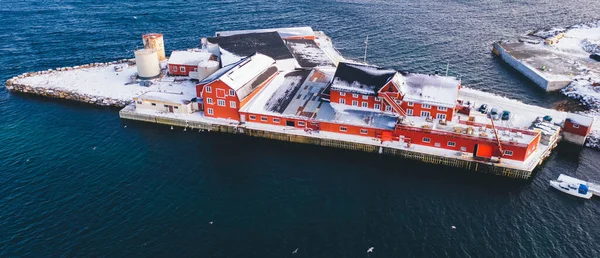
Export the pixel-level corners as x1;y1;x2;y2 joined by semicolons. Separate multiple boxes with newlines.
168;50;217;76
562;113;594;145
196;53;279;121
322;62;459;122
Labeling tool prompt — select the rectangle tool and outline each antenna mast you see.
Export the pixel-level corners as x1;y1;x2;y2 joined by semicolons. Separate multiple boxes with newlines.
445;61;449;76
363;35;369;64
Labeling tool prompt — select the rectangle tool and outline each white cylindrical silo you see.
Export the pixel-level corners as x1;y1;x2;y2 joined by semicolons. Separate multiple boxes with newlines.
135;49;161;80
197;60;220;80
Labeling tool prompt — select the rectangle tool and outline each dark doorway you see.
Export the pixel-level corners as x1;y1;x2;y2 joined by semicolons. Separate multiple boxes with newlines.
286;120;295;127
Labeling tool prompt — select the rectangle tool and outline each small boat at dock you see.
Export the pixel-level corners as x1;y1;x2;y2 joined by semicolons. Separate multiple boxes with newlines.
549;174;599;199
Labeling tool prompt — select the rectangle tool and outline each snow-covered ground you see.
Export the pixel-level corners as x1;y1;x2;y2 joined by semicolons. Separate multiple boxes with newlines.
526;21;600;115
12;63;197;102
460;87;600;149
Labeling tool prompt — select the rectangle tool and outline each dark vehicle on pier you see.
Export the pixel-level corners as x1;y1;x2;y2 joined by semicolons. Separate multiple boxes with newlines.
502;110;511;120
478;104;488;114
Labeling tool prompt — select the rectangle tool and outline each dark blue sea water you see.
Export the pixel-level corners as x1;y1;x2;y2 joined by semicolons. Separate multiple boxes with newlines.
1;0;600;257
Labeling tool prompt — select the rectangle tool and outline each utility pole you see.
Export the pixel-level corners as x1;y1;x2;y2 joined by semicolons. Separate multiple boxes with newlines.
363;35;369;64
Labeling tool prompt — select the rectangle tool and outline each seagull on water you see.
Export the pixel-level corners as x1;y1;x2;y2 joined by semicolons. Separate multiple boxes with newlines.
367;247;374;253
133;16;137;19
124;125;127;128
209;221;213;225
93;146;97;150
292;248;298;254
170;126;174;130
451;226;456;229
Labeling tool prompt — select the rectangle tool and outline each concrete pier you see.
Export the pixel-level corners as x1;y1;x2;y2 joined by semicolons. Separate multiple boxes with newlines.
493;42;573;91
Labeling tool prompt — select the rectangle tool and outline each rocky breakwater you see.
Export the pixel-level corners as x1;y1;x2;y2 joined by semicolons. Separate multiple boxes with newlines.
5;59;135;107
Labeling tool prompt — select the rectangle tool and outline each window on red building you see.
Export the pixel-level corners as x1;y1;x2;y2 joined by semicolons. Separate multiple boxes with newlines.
217;99;225;106
340;126;347;132
340;99;346;104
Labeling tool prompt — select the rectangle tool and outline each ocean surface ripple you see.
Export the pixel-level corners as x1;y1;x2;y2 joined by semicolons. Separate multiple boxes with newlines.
1;0;599;257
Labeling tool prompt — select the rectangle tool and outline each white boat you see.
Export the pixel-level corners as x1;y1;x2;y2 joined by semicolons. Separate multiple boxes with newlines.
549;174;594;199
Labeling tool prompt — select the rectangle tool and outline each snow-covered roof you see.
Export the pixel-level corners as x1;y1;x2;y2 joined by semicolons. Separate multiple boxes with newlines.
216;27;315;39
220;53;276;91
567;113;594;127
135;91;192;104
319;103;398;130
285;39;335;68
400;73;460;108
208;32;293;61
325;62;397;96
200;52;277;102
167;50;213;66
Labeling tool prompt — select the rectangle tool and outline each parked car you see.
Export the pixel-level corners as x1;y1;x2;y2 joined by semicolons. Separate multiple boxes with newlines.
478;104;488;114
501;110;511;120
590;53;600;62
489;108;500;120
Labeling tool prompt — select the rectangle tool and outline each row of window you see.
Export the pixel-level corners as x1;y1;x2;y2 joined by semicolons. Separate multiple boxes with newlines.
248;115;305;126
205;98;236;108
172;66;187;73
339;96;449;113
145;102;178;110
420;137;515;156
339;126;369;134
204;86;236;97
339;92;382;101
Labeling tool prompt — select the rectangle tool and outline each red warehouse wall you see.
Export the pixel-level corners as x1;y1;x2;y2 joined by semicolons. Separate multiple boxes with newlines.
400;102;454;121
330;90;382;110
202;80;241;121
394;126;532;161
563;120;591;136
169;64;198;76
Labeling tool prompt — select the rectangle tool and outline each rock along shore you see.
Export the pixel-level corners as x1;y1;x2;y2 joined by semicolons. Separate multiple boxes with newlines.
4;59;135;108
